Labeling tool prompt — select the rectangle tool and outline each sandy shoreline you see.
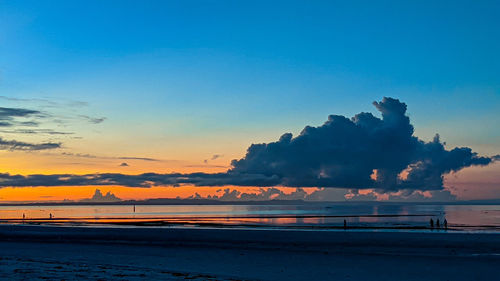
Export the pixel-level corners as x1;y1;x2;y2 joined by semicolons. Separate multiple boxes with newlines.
0;225;499;280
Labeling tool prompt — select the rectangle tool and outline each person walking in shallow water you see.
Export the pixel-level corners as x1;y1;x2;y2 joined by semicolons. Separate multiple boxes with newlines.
430;218;434;228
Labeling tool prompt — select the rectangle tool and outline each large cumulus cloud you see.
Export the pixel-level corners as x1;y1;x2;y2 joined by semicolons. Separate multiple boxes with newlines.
230;97;494;191
0;98;496;191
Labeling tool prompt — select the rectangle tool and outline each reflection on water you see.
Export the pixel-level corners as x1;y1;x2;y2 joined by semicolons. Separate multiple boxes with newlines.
0;204;498;232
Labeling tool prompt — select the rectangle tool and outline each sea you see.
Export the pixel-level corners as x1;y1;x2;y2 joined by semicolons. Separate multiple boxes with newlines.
0;203;498;233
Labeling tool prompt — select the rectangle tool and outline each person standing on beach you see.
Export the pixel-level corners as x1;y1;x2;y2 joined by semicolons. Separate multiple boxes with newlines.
430;218;434;228
444;219;448;229
436;219;440;228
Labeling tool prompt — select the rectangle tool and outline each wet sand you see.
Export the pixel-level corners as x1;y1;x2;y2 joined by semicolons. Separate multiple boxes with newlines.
0;225;499;280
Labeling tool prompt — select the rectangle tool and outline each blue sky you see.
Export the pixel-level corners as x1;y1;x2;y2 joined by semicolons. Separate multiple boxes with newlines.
2;0;499;148
0;1;499;200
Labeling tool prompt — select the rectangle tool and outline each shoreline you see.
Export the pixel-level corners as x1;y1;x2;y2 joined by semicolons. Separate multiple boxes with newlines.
1;218;498;233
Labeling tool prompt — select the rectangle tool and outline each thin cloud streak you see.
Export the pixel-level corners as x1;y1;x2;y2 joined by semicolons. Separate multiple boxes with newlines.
60;152;164;162
0;137;61;151
0;129;74;135
0;107;45;128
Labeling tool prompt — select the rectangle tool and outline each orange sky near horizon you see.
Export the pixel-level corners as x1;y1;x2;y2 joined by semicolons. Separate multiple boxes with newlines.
0;149;498;202
0;185;322;203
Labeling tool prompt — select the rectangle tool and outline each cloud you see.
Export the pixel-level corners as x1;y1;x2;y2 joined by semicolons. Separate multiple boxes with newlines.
117;156;160;162
204;154;223;163
80;189;121;202
184;187;456;202
0;99;105;152
306;188;350;201
61;153;162;162
229;97;495;191
0;107;41;118
0;107;44;127
387;190;457;202
0;98;104;128
61;152;98;158
221;187;456;202
0;172;279;188
215;188;241;201
0;129;73;135
0;137;61;151
0;98;496;192
187;192;203;199
78;115;106;124
344;190;379;201
186;164;230;168
0;96;88;108
0;96;45;102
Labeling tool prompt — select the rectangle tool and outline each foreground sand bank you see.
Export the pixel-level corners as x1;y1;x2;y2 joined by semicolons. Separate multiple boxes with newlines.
0;225;499;280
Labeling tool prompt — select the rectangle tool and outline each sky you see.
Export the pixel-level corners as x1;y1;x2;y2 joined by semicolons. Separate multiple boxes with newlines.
0;0;499;202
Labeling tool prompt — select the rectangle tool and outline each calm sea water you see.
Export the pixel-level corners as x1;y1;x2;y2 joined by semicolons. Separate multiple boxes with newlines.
0;204;498;232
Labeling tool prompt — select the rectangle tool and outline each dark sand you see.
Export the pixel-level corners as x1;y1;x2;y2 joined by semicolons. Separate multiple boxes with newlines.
0;225;499;280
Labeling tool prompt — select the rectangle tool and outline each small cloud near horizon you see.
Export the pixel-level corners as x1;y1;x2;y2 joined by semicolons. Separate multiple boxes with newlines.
80;189;121;203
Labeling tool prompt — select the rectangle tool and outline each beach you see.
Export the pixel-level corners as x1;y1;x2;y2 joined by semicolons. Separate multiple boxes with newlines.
0;225;499;280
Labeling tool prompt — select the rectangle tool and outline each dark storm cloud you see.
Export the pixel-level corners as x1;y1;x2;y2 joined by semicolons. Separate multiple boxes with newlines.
0;137;61;151
0;98;496;191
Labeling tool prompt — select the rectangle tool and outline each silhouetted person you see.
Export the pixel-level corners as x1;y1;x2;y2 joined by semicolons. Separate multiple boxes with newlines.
430;218;434;228
444;219;448;229
49;213;53;219
344;219;347;229
436;219;440;228
22;213;25;223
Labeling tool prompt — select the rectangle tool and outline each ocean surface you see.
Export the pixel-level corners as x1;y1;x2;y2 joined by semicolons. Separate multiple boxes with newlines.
0;204;499;232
